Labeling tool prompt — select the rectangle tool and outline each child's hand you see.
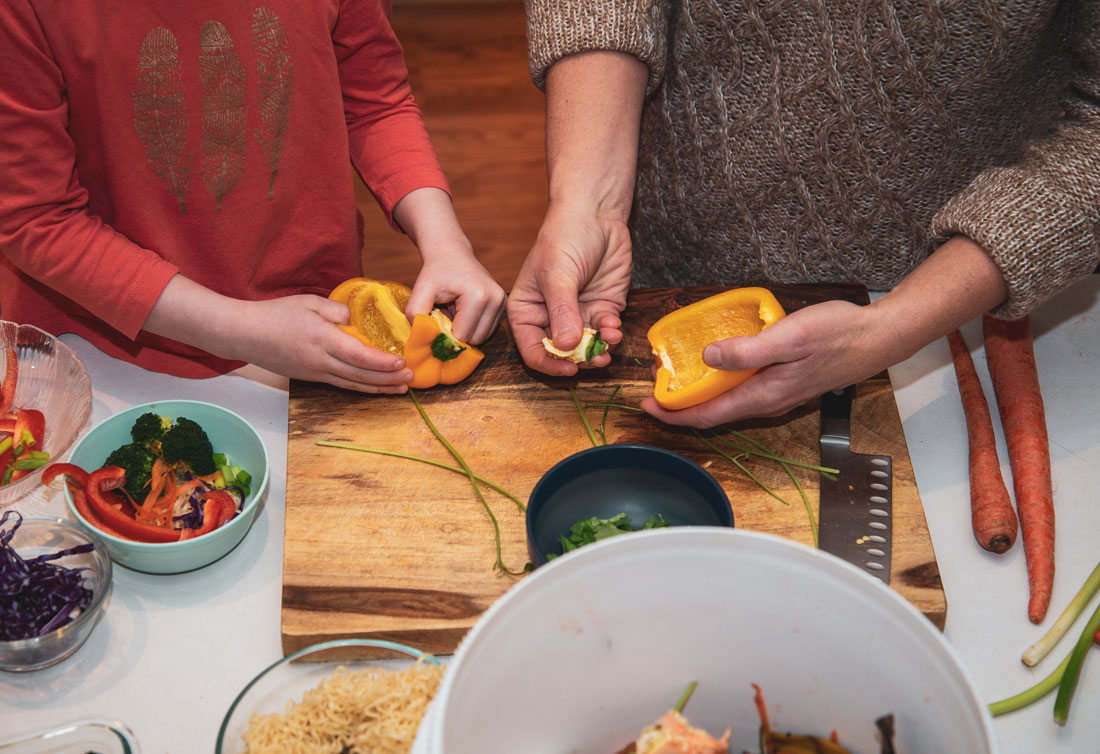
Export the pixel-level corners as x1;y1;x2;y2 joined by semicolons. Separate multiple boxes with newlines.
230;294;416;392
407;250;506;345
145;276;413;393
394;187;506;344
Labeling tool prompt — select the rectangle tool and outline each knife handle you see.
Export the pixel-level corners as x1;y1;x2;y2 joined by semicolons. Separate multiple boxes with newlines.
820;385;854;441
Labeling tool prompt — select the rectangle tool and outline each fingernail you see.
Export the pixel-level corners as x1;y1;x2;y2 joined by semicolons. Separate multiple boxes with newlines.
703;345;723;368
394;359;406;369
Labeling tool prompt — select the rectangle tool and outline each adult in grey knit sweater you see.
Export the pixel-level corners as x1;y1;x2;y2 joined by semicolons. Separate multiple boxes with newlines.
507;0;1100;427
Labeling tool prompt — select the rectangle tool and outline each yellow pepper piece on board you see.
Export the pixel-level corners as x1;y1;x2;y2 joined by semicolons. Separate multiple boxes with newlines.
404;310;484;389
647;287;786;410
328;277;413;355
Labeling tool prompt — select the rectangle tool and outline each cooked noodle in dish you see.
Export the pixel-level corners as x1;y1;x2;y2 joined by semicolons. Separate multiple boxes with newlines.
241;659;444;754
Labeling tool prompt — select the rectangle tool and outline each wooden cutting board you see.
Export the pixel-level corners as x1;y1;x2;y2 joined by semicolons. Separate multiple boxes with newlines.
283;284;946;657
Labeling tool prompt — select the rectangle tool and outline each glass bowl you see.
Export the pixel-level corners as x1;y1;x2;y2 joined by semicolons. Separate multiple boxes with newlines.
0;514;112;672
217;639;443;754
0;322;92;508
63;400;269;574
0;718;139;753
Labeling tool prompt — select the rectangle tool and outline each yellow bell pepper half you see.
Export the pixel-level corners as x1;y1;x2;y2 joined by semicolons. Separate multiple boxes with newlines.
647;286;786;410
329;277;484;389
328;277;412;355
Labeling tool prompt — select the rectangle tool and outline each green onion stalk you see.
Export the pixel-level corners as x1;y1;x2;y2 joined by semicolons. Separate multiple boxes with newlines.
1023;558;1100;667
569;387;601;447
989;573;1100;724
314;441;524;512
409;390;526;576
1053;592;1100;725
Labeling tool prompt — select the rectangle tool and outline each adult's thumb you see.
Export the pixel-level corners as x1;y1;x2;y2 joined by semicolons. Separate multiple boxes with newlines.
704;334;768;371
543;277;585;350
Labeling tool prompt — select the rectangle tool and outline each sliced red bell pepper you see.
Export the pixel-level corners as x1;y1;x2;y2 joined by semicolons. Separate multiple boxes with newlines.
178;489;237;540
86;466;181;543
0;346;17;416
66;481;137;541
12;408;44;452
42;462;91;489
0;446;11;486
8;408;47;482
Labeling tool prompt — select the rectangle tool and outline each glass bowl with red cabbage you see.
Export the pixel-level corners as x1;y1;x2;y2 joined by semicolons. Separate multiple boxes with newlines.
0;511;112;672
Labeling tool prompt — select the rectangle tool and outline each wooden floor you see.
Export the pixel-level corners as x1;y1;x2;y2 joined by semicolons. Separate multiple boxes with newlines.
356;0;545;291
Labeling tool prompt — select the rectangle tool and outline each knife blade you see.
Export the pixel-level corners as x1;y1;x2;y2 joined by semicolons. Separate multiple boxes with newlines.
818;385;893;583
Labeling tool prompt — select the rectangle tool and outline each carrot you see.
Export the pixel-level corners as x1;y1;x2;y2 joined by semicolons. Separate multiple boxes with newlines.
751;683;775;754
946;330;1018;553
141;456;175;511
982;314;1055;624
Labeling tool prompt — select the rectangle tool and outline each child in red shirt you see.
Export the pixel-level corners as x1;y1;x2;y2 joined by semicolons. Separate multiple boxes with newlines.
0;0;505;391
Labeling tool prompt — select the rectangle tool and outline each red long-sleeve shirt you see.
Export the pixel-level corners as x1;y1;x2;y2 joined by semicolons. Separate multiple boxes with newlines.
0;0;449;377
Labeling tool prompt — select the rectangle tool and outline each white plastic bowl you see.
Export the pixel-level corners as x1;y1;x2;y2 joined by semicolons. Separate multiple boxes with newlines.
0;322;92;508
415;528;998;754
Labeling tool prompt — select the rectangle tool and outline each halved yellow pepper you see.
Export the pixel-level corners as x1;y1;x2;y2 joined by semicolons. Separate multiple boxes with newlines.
647;287;786;410
329;277;484;388
328;277;412;355
404;310;484;388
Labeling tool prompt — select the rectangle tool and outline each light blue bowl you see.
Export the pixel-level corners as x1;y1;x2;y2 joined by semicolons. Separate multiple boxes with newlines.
63;400;269;574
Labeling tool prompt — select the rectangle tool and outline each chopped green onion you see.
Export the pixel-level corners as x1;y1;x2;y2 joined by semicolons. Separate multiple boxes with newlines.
674;681;698;713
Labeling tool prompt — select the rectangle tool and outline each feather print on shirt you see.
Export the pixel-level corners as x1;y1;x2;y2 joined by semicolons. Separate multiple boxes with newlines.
133;27;192;214
251;7;293;201
198;20;247;213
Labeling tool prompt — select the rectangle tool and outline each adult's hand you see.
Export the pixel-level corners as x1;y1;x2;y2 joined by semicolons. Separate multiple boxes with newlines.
640;235;1010;426
640;298;891;426
510;50;648;376
507;204;631;376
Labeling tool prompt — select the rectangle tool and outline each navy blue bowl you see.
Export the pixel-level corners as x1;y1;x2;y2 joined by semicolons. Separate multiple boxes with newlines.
526;443;734;567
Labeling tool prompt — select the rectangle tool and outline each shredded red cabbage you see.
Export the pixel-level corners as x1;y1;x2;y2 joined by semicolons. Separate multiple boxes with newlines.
0;511;96;641
171;481;242;530
172;479;215;530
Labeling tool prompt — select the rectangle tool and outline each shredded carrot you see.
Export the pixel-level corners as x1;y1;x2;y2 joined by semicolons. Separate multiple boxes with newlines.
947;329;1018;553
141;457;175;511
751;683;774;754
983;315;1055;624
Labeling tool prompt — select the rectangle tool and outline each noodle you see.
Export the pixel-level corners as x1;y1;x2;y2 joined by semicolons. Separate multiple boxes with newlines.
241;658;445;754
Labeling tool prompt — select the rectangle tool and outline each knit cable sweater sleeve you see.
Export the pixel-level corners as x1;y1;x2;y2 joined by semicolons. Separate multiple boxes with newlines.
525;0;669;95
930;0;1100;320
0;0;179;340
334;0;450;231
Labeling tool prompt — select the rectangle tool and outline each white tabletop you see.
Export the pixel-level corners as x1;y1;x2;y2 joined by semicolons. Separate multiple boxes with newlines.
2;276;1099;753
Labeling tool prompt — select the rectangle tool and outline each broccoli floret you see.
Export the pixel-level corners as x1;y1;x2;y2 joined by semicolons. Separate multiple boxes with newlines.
160;416;216;476
131;412;169;444
104;442;158;501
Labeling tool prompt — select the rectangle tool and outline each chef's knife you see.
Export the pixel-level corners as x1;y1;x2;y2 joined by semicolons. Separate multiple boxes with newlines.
818;385;893;583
